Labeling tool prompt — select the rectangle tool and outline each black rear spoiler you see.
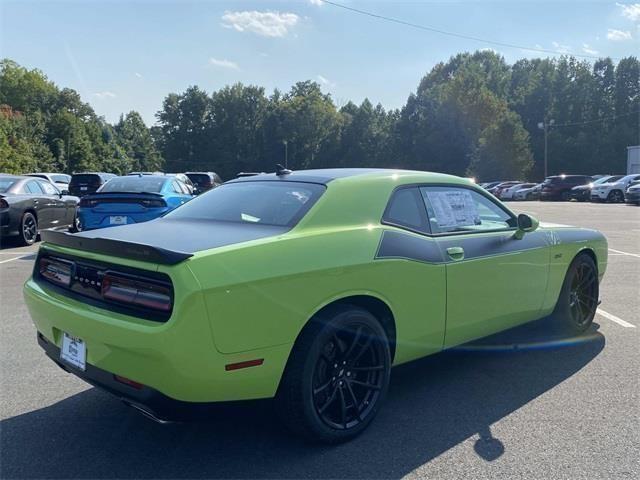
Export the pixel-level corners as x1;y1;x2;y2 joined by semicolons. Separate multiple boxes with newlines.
40;230;193;265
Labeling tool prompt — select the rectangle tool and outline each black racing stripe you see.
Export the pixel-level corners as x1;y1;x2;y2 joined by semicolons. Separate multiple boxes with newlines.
375;230;445;264
553;229;605;245
375;229;550;264
437;230;550;261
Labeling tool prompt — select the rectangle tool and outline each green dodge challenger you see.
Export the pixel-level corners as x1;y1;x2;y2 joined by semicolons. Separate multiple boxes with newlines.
24;168;607;442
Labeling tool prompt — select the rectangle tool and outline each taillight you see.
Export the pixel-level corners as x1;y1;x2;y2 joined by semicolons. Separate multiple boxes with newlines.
39;257;73;287
79;198;98;208
101;273;172;312
141;198;167;208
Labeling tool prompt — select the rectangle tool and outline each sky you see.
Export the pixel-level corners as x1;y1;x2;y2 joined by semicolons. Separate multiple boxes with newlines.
1;1;638;125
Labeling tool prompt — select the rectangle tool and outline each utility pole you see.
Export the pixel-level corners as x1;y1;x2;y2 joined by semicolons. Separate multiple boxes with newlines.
537;119;555;178
283;140;288;169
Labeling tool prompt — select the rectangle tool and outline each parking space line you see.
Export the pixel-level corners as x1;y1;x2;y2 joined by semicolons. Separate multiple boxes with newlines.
608;248;640;259
597;309;636;328
0;254;35;265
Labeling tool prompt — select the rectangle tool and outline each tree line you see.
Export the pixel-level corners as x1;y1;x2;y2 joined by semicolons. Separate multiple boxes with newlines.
1;52;638;182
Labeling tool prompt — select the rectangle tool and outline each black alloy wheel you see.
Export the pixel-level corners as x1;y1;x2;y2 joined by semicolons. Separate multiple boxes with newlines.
277;305;391;443
20;212;38;246
607;190;624;203
554;253;599;333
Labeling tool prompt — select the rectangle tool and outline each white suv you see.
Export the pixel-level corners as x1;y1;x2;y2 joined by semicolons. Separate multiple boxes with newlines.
591;174;640;203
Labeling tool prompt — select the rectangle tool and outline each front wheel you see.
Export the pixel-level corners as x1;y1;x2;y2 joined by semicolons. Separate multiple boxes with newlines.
553;253;599;334
276;306;391;443
607;190;624;203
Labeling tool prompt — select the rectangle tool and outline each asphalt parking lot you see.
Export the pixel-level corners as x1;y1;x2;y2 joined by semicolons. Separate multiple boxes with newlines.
1;201;638;479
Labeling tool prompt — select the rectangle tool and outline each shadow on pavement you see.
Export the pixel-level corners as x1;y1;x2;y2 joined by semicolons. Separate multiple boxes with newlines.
0;316;604;479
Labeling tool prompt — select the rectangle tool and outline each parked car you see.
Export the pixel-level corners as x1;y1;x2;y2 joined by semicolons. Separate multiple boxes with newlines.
480;181;501;190
165;173;195;194
488;181;522;197
0;175;79;245
25;173;72;191
499;183;537;200
624;180;640;205
69;172;117;198
540;175;592;201
570;175;624;202
25;168;607;442
514;183;542;201
185;171;223;194
128;171;165;176
591;174;640;203
77;175;193;231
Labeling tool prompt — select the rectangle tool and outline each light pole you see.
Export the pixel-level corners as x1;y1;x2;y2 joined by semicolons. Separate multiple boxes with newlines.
537;119;554;178
283;140;288;169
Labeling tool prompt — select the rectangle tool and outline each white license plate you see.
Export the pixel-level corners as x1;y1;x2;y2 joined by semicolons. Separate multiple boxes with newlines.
80;186;88;191
110;215;127;225
60;332;86;371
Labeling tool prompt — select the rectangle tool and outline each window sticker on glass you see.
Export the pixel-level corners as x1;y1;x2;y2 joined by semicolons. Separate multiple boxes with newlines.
425;190;480;228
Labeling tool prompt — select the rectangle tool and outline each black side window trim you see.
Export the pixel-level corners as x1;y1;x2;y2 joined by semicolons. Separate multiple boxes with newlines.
381;183;518;238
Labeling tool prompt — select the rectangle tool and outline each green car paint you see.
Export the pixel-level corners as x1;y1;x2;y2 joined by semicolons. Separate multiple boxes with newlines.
24;169;608;405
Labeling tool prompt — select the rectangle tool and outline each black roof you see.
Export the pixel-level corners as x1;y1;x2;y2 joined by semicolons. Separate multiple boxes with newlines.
228;168;387;185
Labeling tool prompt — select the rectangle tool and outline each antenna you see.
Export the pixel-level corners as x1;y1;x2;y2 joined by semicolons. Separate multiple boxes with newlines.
276;164;292;176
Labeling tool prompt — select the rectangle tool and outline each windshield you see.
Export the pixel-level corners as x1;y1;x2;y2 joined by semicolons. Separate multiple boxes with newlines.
99;176;166;193
166;181;325;227
0;178;17;193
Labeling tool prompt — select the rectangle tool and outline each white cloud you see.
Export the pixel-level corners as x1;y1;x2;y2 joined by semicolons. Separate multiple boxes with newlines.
607;28;633;40
93;91;116;99
309;0;324;6
317;75;336;87
221;11;299;37
552;41;571;53
582;43;599;55
134;72;143;78
209;57;240;70
616;3;640;21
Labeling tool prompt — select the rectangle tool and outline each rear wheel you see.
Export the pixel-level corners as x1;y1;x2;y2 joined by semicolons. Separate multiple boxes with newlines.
607;190;624;203
560;191;570;201
554;253;598;333
19;212;38;246
276;306;391;443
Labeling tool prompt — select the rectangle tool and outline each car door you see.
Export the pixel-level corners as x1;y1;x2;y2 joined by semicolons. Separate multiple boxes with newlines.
37;180;69;228
419;185;551;348
23;180;54;229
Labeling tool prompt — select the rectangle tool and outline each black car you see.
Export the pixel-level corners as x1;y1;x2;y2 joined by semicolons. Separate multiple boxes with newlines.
540;175;592;201
185;171;223;194
570;175;623;202
0;175;80;245
625;180;640;205
69;172;116;197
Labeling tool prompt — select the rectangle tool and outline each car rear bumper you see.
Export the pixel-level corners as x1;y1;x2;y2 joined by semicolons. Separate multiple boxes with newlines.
24;275;291;403
79;208;170;230
625;192;640;203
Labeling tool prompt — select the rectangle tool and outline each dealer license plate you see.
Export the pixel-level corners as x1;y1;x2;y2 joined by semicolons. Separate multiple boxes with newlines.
60;333;86;371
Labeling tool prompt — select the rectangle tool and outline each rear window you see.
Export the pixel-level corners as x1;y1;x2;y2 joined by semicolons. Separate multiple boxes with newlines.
186;173;211;186
0;178;17;193
99;176;167;193
51;174;71;183
70;174;102;185
166;181;325;227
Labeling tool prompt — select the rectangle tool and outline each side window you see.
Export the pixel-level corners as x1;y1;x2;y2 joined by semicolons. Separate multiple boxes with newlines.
171;180;183;194
177;181;190;195
39;181;58;195
420;186;515;235
25;181;43;194
382;187;429;233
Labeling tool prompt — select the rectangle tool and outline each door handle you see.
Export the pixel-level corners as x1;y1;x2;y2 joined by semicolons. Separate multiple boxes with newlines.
446;246;465;261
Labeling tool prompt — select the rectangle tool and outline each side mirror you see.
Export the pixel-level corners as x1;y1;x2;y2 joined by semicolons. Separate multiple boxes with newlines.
60;189;70;196
514;213;539;239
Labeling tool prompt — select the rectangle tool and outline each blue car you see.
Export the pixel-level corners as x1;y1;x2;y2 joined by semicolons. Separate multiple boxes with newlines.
78;175;193;231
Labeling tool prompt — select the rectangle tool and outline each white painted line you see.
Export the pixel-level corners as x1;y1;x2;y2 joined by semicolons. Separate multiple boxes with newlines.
609;248;640;259
0;254;35;265
0;251;36;255
597;309;636;328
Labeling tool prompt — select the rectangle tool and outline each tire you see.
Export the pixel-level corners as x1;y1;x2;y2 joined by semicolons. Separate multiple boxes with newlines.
276;305;391;443
560;191;570;201
19;212;38;246
607;190;624;203
553;253;599;334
